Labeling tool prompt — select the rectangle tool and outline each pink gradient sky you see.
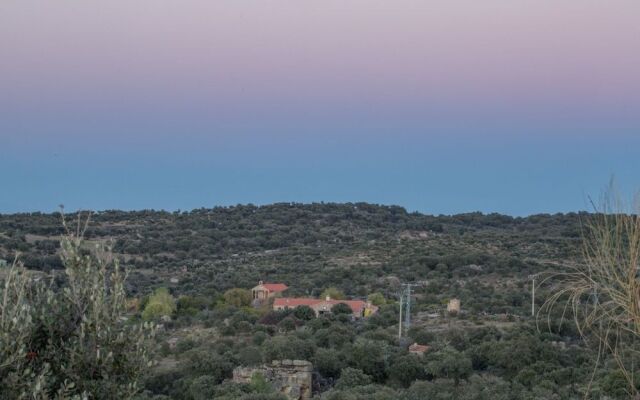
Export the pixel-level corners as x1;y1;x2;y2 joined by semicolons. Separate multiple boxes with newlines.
1;1;639;214
2;0;639;126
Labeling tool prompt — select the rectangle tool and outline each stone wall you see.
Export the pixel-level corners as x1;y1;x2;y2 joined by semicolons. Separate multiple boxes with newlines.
233;360;313;400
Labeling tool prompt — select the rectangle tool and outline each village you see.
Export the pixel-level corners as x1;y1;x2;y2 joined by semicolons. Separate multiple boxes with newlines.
226;281;459;399
251;281;379;319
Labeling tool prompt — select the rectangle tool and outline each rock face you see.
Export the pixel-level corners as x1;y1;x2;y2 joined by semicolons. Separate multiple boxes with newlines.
233;360;313;400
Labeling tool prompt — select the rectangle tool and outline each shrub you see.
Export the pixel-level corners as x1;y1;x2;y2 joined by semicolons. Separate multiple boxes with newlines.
224;288;253;307
294;305;316;320
0;223;154;399
142;287;177;321
335;368;372;389
321;287;346;300
331;303;353;315
367;293;386;306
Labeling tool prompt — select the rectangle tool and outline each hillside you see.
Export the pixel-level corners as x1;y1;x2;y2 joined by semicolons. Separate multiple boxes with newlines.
0;203;612;399
0;203;582;297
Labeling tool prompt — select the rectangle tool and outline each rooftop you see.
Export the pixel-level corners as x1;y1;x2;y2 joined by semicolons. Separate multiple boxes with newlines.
408;343;430;354
254;281;288;293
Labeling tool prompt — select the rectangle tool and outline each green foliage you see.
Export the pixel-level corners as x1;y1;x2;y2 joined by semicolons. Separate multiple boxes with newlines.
335;368;373;389
322;384;399;400
184;350;235;383
238;346;264;366
321;287;346;300
600;370;631;398
224;288;253;307
0;229;154;399
250;372;273;393
314;348;344;378
293;305;316;320
188;375;217;400
425;346;473;384
345;340;389;382
176;295;208;317
331;303;353;315
262;335;316;362
277;316;297;332
388;355;426;388
0;205;620;398
367;292;386;306
142;287;176;321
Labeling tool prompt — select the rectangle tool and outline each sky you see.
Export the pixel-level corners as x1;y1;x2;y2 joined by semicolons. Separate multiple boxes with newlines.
1;0;639;216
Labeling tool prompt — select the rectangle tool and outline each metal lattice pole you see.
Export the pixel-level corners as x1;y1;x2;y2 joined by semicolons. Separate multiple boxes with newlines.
398;290;404;340
405;284;411;332
528;274;537;317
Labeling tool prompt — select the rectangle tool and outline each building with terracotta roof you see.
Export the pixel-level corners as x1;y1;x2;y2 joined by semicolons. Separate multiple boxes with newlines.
408;343;430;356
273;296;378;318
252;281;288;302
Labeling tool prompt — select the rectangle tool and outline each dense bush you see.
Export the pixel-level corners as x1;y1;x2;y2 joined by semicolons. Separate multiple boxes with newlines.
0;232;154;399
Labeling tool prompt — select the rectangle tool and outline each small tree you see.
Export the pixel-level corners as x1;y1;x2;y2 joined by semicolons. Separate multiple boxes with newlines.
294;305;316;320
223;288;253;307
142;287;176;320
367;292;386;306
331;303;353;315
388;355;426;388
313;348;344;378
189;375;217;400
321;287;346;300
425;346;472;384
335;368;372;389
250;372;273;393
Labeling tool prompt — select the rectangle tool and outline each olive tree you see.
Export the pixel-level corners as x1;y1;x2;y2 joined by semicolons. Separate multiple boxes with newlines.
0;215;155;399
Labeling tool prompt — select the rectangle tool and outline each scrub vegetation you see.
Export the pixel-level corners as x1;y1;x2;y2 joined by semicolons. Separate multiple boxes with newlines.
0;202;637;399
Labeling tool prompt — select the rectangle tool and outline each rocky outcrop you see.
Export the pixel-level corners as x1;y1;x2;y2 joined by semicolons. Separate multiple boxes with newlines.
232;360;313;400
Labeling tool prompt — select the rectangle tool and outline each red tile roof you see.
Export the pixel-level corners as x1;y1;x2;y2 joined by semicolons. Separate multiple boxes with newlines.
274;298;377;314
273;298;319;307
261;283;288;293
408;343;430;353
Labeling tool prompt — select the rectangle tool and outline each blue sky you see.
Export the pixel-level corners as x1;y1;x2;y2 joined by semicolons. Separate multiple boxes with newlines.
2;125;638;216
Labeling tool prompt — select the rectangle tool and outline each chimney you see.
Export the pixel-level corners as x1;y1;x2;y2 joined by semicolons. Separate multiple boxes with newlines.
325;296;331;301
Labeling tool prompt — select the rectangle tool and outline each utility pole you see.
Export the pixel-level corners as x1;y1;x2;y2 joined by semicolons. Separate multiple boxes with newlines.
398;283;422;339
398;290;404;340
405;284;411;332
528;274;537;317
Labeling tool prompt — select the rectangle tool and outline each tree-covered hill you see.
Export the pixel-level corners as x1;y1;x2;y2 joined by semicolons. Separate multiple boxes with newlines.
2;203;616;399
0;203;583;301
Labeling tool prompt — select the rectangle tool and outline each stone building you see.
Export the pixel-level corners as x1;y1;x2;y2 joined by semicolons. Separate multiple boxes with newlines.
252;281;288;303
447;298;461;314
233;360;313;400
273;296;378;318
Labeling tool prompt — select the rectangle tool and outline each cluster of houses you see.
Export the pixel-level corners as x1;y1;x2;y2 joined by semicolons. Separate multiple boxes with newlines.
249;281;437;360
251;281;379;319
